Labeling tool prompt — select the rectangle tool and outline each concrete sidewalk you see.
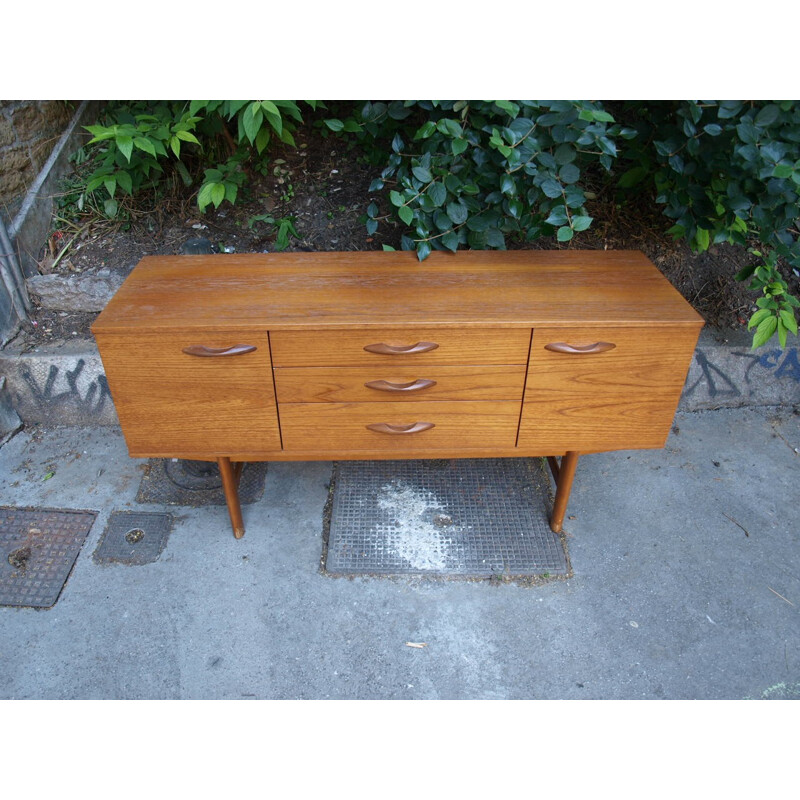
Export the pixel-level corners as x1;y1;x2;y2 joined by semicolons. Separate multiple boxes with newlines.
0;405;798;699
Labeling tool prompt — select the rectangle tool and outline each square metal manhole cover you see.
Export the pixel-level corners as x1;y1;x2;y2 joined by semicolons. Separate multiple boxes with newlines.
324;458;568;577
136;459;267;507
0;507;97;608
93;511;173;565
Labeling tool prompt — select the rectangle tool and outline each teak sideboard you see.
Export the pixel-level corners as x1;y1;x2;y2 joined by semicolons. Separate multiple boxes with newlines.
92;250;704;538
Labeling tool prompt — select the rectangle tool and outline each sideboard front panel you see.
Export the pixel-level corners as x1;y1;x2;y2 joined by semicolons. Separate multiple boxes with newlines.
518;325;700;452
96;331;281;456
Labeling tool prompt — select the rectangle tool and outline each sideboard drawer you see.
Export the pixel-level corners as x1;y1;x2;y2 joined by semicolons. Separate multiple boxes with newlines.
270;328;531;366
518;325;700;451
274;365;526;403
96;331;280;456
280;401;521;451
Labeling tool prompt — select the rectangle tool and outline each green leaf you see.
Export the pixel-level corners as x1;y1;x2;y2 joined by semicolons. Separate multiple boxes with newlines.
747;308;772;330
414;121;436;140
772;163;794;179
324;119;344;132
116;135;133;161
382;244;396;251
243;106;263;143
170;135;181;158
571;215;593;232
446;202;468;225
389;190;404;207
255;126;270;155
755;104;780;127
559;163;580;184
416;240;432;261
734;263;757;282
591;109;615;123
752;314;778;348
442;231;459;252
554;143;576;165
495;100;520;116
780;308;798;335
103;177;116;198
618;166;648;188
695;228;710;251
541;179;562;199
398;205;414;225
557;226;574;242
703;123;723;136
427;181;447;207
451;138;469;156
260;100;280;117
103;198;118;217
777;320;788;349
437;118;463;138
175;130;200;145
133;137;156;157
412;166;432;183
210;182;226;208
115;170;133;194
197;183;215;211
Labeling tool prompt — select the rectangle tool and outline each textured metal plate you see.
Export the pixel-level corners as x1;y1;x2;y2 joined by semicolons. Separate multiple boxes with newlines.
0;507;97;608
93;511;173;565
136;459;267;506
324;459;567;577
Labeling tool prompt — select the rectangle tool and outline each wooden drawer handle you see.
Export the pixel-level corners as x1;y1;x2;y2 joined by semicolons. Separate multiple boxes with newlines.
364;379;437;393
544;341;616;354
363;341;439;355
366;422;435;435
182;344;257;357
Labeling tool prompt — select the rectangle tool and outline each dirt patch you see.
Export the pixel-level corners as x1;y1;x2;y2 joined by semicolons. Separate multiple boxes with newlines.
16;121;788;345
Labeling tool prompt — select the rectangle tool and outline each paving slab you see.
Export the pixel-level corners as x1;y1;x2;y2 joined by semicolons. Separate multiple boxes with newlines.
0;408;797;699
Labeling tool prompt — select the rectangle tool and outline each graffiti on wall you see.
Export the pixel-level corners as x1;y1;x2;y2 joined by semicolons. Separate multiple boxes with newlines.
20;358;112;416
684;347;800;400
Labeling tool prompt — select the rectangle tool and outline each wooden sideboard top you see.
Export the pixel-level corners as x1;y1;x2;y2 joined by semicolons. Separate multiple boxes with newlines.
92;249;704;333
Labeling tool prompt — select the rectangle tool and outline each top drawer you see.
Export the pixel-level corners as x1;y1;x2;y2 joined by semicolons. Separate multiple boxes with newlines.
270;328;531;366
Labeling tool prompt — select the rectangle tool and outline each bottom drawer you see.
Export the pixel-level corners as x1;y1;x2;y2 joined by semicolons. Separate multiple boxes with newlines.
280;401;521;452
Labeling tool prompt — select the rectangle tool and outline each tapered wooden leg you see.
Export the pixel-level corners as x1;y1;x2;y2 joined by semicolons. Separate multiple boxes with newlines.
550;451;579;533
218;456;245;539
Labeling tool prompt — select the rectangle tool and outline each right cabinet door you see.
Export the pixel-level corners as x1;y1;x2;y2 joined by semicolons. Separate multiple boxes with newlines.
518;325;700;452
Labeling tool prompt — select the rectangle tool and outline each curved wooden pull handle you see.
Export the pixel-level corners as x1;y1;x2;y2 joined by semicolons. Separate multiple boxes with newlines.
364;379;437;392
363;341;439;355
182;344;257;357
366;422;435;435
544;341;616;354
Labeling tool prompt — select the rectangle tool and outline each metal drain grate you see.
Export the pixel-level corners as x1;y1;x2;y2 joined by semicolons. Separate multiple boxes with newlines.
93;511;173;565
324;459;567;577
0;507;97;608
136;459;267;506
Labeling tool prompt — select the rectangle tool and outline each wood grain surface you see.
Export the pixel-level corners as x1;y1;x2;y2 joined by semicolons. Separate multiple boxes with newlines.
518;325;701;451
92;250;705;333
269;327;531;366
95;331;281;455
273;364;527;403
279;401;521;451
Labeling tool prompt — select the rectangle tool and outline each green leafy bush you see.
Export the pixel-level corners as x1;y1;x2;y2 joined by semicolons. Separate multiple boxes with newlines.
81;100;316;216
615;100;799;347
323;100;629;259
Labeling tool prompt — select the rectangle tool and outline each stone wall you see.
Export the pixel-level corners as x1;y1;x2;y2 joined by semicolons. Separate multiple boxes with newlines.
0;101;76;215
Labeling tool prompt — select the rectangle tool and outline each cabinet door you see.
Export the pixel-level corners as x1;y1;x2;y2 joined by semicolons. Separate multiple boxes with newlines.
518;325;700;452
96;331;280;457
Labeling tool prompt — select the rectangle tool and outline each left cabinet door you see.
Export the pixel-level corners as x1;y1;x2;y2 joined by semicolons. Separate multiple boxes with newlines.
95;331;281;457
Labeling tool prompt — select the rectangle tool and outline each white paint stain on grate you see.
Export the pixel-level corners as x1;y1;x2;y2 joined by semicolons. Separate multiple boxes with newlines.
375;481;466;571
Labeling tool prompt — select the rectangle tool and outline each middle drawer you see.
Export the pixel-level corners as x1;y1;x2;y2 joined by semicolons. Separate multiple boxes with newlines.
274;365;526;403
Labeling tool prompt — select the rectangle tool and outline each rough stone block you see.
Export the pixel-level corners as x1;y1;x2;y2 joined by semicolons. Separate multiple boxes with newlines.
27;269;126;312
